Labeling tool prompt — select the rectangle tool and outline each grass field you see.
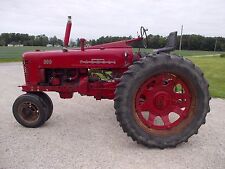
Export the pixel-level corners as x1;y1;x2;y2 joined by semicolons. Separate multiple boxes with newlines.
188;56;225;98
133;48;225;56
0;46;59;62
0;46;224;98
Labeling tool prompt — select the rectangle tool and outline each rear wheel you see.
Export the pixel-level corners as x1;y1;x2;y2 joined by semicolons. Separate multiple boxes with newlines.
114;54;210;148
13;93;47;128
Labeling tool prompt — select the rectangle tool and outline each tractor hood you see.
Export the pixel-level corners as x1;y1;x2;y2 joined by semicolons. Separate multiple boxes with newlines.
22;47;134;69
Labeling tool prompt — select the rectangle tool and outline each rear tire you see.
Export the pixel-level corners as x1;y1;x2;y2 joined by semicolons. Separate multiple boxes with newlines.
114;53;210;148
13;93;47;128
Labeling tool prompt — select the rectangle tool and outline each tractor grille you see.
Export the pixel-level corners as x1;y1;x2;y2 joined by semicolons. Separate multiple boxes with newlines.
23;60;30;84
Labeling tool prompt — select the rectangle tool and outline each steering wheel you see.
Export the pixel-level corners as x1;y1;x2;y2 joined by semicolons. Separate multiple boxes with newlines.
140;26;149;48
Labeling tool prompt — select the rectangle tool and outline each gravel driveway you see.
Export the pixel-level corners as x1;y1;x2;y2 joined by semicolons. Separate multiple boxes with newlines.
0;62;225;169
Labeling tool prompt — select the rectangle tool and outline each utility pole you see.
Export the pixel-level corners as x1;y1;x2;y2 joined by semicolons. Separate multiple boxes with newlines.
179;25;183;56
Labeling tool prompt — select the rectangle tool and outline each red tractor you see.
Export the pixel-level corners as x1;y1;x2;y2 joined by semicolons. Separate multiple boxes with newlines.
13;16;210;148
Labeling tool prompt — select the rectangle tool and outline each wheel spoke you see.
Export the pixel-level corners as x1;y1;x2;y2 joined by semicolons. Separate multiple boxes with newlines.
172;106;183;115
173;92;191;109
170;105;188;119
138;102;149;111
162;75;179;93
166;80;176;89
174;92;189;100
147;113;156;127
137;90;153;111
177;100;189;108
151;75;164;87
143;89;153;98
161;115;171;126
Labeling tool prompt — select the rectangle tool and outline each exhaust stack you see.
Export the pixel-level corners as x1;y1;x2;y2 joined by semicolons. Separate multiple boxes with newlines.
64;16;72;47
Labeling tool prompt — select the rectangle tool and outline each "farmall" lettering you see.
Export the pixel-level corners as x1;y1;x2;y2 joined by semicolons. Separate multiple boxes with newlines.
80;59;116;64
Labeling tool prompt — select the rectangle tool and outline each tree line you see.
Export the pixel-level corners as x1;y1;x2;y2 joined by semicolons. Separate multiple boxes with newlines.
0;33;225;51
87;34;225;51
0;33;63;46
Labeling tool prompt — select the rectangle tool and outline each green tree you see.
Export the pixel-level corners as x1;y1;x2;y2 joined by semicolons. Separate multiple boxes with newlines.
49;36;58;46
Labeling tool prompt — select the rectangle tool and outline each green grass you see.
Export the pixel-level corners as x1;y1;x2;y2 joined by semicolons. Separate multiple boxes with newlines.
188;56;225;98
0;46;60;60
0;46;225;98
173;50;224;56
0;57;22;63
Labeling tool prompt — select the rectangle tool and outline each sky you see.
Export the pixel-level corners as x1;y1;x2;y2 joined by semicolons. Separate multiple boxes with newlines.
0;0;224;40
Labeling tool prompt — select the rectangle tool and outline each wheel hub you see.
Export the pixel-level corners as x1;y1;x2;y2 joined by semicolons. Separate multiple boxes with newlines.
19;102;39;123
23;108;33;116
153;91;170;111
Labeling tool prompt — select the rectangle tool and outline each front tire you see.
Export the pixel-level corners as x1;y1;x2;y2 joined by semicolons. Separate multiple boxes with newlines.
34;92;53;121
13;93;47;128
114;54;210;148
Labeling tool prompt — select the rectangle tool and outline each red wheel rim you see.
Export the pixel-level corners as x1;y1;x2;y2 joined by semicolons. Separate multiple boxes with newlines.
135;73;192;130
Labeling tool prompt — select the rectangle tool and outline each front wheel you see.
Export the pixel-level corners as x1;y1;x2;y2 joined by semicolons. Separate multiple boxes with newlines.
13;93;47;128
34;92;53;121
114;54;210;148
